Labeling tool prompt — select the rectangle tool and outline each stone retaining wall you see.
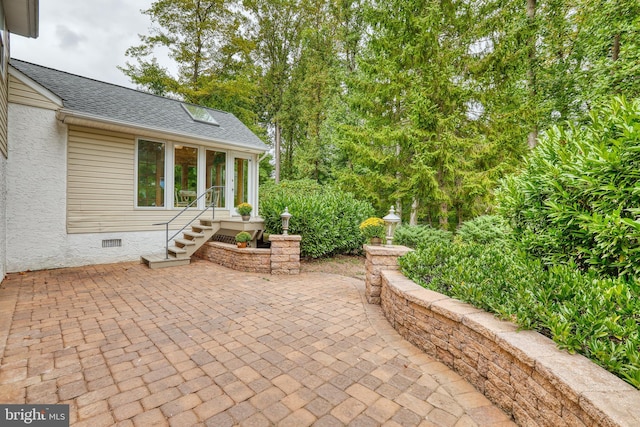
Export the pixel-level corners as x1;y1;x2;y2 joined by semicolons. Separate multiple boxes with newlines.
376;269;640;427
195;234;301;275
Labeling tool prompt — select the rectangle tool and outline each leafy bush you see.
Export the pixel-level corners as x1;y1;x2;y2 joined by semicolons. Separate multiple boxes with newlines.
399;241;640;389
497;97;640;279
393;225;453;249
455;215;511;244
259;180;374;258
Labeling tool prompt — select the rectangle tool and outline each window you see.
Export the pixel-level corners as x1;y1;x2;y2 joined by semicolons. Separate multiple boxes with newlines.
174;145;198;207
234;157;249;206
206;150;226;207
182;103;220;126
137;140;165;207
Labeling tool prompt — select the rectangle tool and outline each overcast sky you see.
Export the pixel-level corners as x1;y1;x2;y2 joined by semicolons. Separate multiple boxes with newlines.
11;0;170;88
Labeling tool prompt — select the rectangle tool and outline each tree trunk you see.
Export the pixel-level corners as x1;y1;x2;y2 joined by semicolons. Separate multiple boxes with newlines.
410;198;419;225
439;202;448;230
527;0;538;148
275;123;281;184
612;33;620;61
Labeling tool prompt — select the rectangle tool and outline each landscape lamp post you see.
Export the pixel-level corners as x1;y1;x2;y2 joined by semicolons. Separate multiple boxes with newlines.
281;207;292;235
383;205;401;246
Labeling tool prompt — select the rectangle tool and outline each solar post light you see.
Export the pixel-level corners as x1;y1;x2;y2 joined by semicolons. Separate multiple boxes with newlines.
383;205;401;246
281;207;292;235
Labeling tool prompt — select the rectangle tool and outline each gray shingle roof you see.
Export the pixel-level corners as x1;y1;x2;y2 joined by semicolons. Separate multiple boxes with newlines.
10;59;268;152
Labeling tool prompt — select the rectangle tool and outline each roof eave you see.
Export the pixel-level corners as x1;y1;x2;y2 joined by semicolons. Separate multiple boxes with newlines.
57;109;268;154
3;0;38;38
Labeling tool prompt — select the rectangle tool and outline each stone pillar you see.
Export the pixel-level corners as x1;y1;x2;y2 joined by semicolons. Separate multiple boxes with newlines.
364;244;412;304
270;235;301;275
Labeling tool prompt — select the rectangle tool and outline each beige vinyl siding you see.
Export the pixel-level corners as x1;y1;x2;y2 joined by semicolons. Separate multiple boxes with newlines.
0;62;7;158
67;125;225;233
8;74;60;110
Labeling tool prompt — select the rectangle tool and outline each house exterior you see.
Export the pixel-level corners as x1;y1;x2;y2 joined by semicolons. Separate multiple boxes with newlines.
2;59;268;275
0;0;39;283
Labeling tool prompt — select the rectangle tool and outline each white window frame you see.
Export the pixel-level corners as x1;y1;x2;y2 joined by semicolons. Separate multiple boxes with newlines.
230;152;256;216
134;138;168;209
134;138;258;213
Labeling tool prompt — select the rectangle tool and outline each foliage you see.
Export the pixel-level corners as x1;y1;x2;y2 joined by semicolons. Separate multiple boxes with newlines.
236;203;253;216
235;231;252;243
497;98;640;280
359;218;385;240
123;1;640;226
259;180;374;258
119;0;265;138
393;225;453;249
399;240;640;389
455;215;511;245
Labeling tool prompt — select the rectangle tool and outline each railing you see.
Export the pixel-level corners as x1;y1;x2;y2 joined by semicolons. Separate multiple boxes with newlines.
153;186;224;259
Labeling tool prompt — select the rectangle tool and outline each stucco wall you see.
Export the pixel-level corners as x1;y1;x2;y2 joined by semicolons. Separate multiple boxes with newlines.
6;104;67;272
6;104;181;272
0;153;7;283
5;104;231;272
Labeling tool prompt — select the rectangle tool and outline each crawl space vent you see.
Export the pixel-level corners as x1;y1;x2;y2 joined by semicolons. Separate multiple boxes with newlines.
102;239;122;248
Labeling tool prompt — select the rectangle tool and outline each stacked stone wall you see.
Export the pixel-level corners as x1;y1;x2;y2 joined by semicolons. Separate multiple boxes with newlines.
195;242;271;273
195;235;301;275
374;268;640;427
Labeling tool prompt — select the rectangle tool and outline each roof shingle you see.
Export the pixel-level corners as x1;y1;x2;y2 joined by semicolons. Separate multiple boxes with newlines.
10;59;268;152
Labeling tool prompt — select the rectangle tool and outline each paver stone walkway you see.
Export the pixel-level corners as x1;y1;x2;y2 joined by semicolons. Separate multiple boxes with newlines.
0;260;515;426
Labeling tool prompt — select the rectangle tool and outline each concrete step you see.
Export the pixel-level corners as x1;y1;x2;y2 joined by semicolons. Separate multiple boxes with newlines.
175;238;196;247
168;246;189;259
140;254;190;269
183;231;205;239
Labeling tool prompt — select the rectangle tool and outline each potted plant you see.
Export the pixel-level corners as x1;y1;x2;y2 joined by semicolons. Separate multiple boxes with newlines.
359;217;386;245
235;231;252;248
237;203;253;221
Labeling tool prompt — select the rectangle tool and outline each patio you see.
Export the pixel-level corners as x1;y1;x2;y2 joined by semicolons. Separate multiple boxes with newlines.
0;260;514;426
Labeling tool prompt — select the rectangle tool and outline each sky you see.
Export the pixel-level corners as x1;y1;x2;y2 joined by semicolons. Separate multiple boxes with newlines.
11;0;171;88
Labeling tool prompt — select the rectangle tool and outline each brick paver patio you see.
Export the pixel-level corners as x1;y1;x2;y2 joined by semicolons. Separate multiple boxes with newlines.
0;260;515;426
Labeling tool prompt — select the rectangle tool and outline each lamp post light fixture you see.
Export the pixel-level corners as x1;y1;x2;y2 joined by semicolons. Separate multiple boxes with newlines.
281;207;292;235
383;205;401;246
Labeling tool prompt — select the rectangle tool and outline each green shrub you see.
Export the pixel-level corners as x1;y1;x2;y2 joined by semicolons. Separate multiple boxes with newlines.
393;225;453;249
456;215;511;244
259;180;374;258
497;97;640;279
399;240;640;389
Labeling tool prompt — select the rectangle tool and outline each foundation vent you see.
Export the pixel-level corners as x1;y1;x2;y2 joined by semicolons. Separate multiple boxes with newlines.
102;239;122;248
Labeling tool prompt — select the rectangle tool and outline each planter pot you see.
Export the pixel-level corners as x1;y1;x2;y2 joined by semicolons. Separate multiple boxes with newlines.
237;242;248;248
241;215;251;221
370;237;382;246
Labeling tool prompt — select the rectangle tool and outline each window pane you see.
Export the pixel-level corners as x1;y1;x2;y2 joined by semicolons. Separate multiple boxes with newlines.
137;140;165;207
206;150;226;207
234;158;249;206
174;146;198;207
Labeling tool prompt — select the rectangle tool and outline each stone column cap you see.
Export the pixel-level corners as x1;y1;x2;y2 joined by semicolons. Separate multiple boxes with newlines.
364;245;412;256
269;235;302;242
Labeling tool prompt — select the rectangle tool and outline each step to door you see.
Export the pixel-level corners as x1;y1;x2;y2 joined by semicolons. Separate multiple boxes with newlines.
141;254;190;269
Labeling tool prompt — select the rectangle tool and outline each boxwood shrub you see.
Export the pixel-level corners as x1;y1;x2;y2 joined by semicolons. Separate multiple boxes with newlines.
497;97;640;280
399;240;640;389
259;180;375;258
393;225;453;249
